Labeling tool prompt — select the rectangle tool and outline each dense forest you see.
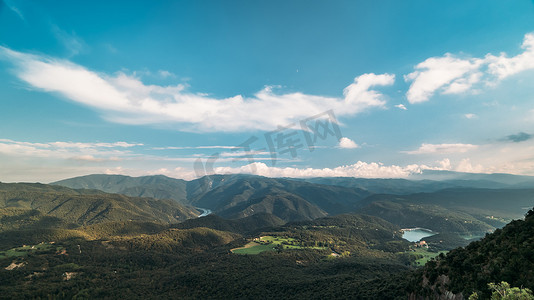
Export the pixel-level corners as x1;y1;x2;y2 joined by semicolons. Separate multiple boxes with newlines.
405;209;534;299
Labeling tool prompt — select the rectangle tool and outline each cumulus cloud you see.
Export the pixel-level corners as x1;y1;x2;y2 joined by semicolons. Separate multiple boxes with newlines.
405;33;534;103
456;158;485;173
338;137;359;149
404;143;478;154
0;47;395;132
209;161;442;179
437;158;452;170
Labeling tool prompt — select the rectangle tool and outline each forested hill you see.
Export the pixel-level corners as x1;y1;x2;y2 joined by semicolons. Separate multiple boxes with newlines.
0;182;198;226
172;213;285;235
406;208;534;299
355;188;534;235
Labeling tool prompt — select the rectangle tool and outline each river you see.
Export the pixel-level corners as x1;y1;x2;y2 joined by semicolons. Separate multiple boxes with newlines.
196;208;212;218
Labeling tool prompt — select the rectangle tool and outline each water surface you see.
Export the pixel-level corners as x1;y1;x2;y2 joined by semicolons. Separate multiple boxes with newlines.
402;228;436;242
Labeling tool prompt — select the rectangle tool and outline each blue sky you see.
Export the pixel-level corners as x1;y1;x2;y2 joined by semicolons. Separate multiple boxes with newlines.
1;0;534;182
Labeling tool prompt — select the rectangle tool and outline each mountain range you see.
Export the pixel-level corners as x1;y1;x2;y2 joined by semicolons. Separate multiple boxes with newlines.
53;172;534;231
1;171;534;298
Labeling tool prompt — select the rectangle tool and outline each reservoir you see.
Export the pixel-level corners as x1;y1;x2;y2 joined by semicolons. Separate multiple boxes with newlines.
402;228;436;242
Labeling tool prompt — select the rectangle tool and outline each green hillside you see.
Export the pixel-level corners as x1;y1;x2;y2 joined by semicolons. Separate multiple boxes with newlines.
407;209;534;299
0;182;198;226
174;213;285;235
7;179;534;299
358;200;495;234
0;209;413;299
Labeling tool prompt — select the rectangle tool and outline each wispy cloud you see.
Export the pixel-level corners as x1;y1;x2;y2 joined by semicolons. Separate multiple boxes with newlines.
51;25;86;57
0;46;395;132
0;139;141;160
404;143;478;154
405;32;534;103
71;155;122;162
3;0;25;21
158;70;175;78
152;145;240;150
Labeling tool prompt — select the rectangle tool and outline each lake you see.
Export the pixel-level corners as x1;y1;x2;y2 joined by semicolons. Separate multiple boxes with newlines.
402;228;436;242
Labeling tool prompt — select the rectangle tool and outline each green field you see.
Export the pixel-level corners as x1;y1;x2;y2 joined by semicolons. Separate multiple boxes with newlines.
231;242;277;254
231;236;326;255
0;243;62;259
409;248;448;266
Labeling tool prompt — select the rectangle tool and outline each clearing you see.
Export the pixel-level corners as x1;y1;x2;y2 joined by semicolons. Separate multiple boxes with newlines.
0;242;63;259
231;236;326;255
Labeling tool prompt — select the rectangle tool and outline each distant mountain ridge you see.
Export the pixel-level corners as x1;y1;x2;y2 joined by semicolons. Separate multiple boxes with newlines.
53;172;534;225
54;174;371;222
52;174;189;203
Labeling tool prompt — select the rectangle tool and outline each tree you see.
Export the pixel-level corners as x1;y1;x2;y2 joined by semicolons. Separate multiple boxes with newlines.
470;282;534;300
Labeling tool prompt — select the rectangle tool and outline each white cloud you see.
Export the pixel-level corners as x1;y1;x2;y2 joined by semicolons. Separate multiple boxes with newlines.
395;104;407;110
401;139;534;175
405;33;534;103
210;161;441;179
405;54;483;103
0;139;140;160
219;150;271;157
338;137;359;149
342;73;395;110
0;47;395;132
456;158;485;173
152;145;239;150
437;158;452;170
464;113;477;119
158;70;175;78
4;138;534;183
71;155;122;162
486;33;534;79
404;143;478;154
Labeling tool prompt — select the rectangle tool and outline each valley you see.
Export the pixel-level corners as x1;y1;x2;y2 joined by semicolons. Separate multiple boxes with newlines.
0;171;533;299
